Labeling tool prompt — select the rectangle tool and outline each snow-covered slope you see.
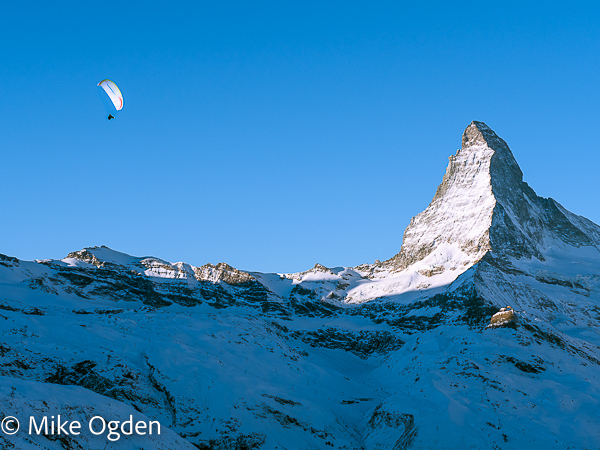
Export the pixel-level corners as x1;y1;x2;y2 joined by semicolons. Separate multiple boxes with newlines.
1;122;600;449
388;121;499;272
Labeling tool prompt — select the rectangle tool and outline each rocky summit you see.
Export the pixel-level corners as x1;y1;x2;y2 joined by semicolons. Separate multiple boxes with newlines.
1;122;599;449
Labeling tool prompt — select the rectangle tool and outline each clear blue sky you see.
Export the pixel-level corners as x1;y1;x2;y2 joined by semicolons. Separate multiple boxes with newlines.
2;1;600;272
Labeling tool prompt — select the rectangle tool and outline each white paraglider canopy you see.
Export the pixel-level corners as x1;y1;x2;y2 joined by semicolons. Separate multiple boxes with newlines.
97;79;123;120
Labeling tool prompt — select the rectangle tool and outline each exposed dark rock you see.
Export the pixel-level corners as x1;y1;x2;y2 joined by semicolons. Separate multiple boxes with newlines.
0;253;19;267
291;328;404;358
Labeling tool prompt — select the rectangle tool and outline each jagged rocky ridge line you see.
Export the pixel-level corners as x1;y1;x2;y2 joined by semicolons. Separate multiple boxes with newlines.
1;122;600;449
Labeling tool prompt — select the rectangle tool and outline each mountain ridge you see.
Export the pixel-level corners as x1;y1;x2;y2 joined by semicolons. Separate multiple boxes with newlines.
4;122;600;310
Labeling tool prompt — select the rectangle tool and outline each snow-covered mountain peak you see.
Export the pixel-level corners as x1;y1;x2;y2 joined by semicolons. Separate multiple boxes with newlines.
379;120;600;296
461;121;524;198
462;120;515;156
65;246;142;268
386;121;504;273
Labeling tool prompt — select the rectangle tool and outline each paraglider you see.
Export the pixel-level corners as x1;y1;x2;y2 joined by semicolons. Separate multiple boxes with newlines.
97;79;123;120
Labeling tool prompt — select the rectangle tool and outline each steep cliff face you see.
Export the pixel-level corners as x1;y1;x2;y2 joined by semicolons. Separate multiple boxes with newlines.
388;121;496;271
387;121;600;273
484;121;600;262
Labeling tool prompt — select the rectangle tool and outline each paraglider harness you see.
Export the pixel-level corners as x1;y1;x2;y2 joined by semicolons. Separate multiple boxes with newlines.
108;114;115;120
